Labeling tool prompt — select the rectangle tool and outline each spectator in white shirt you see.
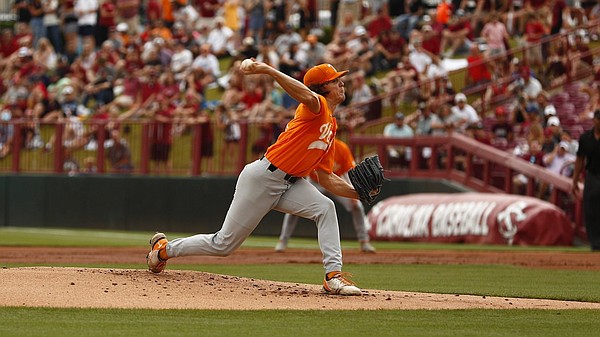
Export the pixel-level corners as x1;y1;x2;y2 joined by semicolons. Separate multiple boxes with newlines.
206;16;235;58
74;0;99;38
538;141;577;198
273;24;303;56
451;93;480;129
191;43;221;84
170;40;194;81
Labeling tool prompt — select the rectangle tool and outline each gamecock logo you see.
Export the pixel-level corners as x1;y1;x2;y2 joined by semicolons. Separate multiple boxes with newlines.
496;201;528;245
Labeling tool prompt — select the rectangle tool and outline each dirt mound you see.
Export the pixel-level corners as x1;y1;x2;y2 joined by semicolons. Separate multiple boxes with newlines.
2;267;600;310
2;247;599;310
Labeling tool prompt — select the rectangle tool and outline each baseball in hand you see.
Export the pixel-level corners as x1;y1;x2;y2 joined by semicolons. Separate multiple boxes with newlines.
241;59;253;71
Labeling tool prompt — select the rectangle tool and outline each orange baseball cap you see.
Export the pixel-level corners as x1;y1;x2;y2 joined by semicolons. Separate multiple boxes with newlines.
303;64;349;86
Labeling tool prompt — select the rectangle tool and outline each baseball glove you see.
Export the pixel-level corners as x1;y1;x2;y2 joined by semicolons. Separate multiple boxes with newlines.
348;155;386;205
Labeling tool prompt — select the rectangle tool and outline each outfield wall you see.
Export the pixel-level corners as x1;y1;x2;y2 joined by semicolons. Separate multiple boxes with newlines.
0;175;468;239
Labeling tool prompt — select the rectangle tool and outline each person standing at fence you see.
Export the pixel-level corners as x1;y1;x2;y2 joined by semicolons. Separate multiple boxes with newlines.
275;138;376;253
572;110;600;251
146;62;365;295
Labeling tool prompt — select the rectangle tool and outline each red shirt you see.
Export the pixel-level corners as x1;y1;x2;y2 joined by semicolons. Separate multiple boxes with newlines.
196;0;219;18
151;107;174;144
448;20;474;41
0;37;19;58
467;55;491;83
367;16;393;38
98;2;116;27
379;33;406;56
139;79;162;103
524;21;546;43
146;0;161;22
241;89;264;109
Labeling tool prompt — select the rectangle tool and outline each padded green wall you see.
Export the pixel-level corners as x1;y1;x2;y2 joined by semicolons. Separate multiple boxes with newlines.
0;175;468;239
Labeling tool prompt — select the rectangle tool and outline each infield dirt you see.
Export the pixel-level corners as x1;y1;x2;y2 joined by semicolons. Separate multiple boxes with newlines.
1;247;599;310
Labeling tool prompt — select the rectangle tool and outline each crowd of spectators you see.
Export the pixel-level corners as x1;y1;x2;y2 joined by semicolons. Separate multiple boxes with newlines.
0;0;599;180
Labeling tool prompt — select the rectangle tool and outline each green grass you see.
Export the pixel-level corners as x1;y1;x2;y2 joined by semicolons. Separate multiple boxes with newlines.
0;226;589;251
0;308;598;337
2;226;600;337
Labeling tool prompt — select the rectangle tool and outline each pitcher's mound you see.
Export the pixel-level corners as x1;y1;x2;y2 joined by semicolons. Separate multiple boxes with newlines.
2;267;599;310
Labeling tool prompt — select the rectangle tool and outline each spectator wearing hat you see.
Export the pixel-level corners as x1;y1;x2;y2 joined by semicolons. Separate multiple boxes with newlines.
231;36;259;65
541;122;559;154
572;110;600;251
539;140;577;198
206;16;235;58
491;106;515;143
560;130;579;155
451;93;480;130
383;112;415;166
299;34;327;69
545;115;563;143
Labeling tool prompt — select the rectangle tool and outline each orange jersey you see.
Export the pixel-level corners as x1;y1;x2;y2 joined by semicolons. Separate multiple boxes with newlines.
309;138;355;181
332;139;356;176
265;95;337;177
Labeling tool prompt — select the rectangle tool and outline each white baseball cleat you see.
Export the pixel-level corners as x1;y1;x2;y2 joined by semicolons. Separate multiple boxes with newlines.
146;232;168;273
274;240;287;252
360;241;376;253
323;272;362;296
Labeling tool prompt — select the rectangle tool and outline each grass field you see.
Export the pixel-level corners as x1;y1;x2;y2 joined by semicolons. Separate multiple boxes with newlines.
1;227;599;337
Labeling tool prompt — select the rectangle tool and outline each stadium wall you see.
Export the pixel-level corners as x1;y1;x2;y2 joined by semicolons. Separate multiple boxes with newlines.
0;175;468;239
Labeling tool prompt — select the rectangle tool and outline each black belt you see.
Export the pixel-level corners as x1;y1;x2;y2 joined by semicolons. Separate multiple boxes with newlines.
262;157;299;183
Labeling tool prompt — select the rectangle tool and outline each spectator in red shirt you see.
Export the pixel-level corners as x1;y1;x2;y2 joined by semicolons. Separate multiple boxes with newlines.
421;23;443;56
523;11;547;74
465;43;492;89
149;97;174;174
440;10;474;58
367;7;393;39
374;29;407;72
137;68;163;107
96;0;117;46
0;28;20;60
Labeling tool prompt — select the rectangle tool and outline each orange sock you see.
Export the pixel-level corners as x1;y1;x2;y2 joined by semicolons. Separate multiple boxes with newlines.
326;271;340;281
158;248;169;261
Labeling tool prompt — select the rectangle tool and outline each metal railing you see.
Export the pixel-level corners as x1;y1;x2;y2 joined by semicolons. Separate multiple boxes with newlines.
349;132;584;239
